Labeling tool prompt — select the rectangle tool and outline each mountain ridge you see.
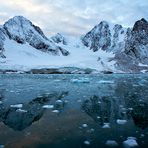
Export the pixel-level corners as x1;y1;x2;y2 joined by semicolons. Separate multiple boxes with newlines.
0;16;148;73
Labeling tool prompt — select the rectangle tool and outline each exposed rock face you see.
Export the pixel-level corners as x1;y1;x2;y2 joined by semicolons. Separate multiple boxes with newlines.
82;18;148;72
3;16;69;56
82;21;111;52
51;33;67;45
0;27;6;58
125;18;148;62
82;21;126;53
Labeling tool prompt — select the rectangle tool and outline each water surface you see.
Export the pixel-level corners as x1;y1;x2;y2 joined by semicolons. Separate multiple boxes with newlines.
0;74;148;148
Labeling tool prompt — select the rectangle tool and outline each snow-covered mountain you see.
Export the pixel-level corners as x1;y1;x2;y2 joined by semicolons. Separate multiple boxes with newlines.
0;16;148;73
81;18;148;73
1;16;69;57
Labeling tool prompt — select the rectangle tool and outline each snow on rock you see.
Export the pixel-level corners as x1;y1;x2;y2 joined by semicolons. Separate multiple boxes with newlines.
51;33;67;45
0;27;6;58
10;104;23;108
3;16;69;56
82;18;148;73
1;16;148;73
0;35;115;73
123;137;138;148
116;119;127;125
105;140;119;147
82;21;126;53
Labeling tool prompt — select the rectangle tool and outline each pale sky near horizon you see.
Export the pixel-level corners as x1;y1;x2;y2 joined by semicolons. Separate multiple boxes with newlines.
0;0;148;37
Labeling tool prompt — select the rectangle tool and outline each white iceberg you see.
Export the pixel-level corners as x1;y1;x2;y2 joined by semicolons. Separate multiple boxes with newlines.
71;78;90;83
105;140;118;147
117;119;127;125
42;105;54;109
102;123;110;129
10;104;23;108
123;137;138;148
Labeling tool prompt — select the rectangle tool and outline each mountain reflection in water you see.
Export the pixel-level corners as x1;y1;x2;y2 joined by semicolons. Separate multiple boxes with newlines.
0;74;147;148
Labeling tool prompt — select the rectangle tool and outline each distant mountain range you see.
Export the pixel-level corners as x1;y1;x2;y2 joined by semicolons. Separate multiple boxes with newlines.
0;16;148;73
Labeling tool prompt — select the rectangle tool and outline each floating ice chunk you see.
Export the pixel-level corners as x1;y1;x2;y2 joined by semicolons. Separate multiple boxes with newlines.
97;116;101;119
71;78;90;83
82;124;88;128
54;79;61;82
117;119;127;125
128;108;133;111
84;141;90;145
0;101;2;104
98;80;114;84
140;134;145;138
123;137;138;148
10;90;15;93
77;99;82;103
0;145;4;148
102;123;110;129
42;105;54;109
90;128;95;132
10;104;23;108
52;110;59;113
105;140;118;147
56;100;63;103
16;109;27;113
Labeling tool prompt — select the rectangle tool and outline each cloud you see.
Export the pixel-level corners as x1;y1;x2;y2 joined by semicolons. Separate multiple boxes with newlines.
0;0;148;37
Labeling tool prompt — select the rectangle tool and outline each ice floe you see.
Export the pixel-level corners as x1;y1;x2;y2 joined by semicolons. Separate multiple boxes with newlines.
16;109;27;113
0;145;4;148
56;100;63;103
84;140;90;145
10;104;23;108
123;137;138;148
82;124;88;128
98;80;114;84
52;110;60;113
71;78;90;83
42;105;54;109
102;123;110;129
117;119;127;125
105;140;118;147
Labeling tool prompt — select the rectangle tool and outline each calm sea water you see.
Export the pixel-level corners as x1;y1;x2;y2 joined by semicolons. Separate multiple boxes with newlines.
0;74;148;148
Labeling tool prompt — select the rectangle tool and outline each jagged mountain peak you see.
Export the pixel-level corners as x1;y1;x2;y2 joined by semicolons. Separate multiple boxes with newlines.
51;33;67;45
4;16;48;42
133;18;148;32
2;16;69;56
82;20;126;52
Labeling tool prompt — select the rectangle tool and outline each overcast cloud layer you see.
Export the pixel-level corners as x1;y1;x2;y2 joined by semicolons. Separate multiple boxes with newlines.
0;0;148;37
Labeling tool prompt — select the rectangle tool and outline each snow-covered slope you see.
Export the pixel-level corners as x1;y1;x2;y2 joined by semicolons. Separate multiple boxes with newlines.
82;21;127;53
0;35;116;72
81;19;148;73
0;16;148;73
3;16;69;56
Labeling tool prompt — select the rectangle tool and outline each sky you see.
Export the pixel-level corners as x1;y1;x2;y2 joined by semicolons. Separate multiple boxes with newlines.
0;0;148;37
